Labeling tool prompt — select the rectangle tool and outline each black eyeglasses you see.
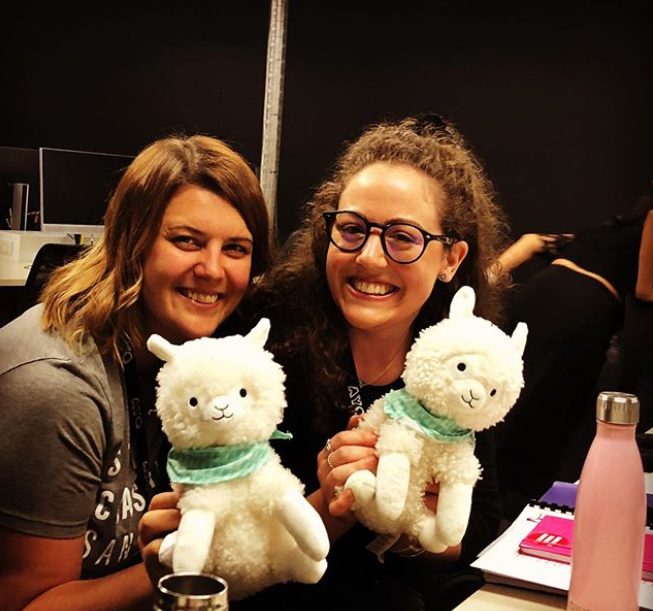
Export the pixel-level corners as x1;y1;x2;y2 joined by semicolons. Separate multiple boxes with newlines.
323;210;456;265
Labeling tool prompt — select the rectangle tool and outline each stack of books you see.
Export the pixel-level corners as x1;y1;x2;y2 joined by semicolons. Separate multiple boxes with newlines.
470;480;653;609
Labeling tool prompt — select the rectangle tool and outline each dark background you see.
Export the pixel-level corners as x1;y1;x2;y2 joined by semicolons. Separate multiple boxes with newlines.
1;1;651;242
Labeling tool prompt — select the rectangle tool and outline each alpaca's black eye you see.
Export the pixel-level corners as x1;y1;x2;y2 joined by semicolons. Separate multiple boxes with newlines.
457;362;466;372
189;397;198;407
490;389;497;397
239;388;247;398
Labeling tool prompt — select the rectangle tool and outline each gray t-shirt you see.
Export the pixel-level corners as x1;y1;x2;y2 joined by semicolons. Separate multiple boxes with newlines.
0;305;163;578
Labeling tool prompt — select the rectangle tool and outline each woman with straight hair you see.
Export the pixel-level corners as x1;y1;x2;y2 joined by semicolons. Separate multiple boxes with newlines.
0;133;272;611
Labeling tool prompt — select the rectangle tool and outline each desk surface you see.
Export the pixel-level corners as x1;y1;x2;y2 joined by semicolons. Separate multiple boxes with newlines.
0;258;33;286
0;231;76;287
453;583;567;610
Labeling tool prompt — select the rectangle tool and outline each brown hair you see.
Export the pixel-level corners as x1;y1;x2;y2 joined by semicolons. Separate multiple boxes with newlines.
41;134;272;363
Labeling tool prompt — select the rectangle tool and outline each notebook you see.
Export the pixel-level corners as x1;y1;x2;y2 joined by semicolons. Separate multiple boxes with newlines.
518;514;574;563
538;479;653;525
518;513;653;581
471;500;653;609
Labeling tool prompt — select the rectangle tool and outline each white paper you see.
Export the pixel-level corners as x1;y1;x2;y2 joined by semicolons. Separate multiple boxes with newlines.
471;503;653;609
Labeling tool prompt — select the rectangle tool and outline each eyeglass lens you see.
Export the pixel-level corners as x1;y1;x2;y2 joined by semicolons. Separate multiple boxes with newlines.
329;212;425;263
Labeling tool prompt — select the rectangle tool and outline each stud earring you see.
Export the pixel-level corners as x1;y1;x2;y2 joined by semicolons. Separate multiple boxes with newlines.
439;273;447;282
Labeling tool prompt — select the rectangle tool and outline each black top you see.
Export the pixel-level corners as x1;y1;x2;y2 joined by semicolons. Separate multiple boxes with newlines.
272;348;502;567
557;221;643;298
231;301;502;610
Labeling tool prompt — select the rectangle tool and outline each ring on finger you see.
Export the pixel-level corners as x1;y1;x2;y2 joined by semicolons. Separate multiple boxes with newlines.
326;453;336;470
325;438;333;454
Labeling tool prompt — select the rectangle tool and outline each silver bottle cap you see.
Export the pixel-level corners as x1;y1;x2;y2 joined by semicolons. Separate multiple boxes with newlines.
596;391;640;425
155;573;228;611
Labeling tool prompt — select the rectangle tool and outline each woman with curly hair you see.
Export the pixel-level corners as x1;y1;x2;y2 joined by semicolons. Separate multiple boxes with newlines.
241;114;513;611
0;134;271;611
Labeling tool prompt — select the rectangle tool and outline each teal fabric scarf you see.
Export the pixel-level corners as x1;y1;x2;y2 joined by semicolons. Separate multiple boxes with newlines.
383;388;474;444
167;430;292;485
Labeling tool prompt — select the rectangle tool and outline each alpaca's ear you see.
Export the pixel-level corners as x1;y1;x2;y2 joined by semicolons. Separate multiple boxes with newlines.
449;286;476;320
147;334;177;362
246;318;271;348
511;322;528;358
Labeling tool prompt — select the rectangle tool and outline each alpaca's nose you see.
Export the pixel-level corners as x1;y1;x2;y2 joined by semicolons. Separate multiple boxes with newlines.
212;396;230;410
207;396;233;421
452;379;487;409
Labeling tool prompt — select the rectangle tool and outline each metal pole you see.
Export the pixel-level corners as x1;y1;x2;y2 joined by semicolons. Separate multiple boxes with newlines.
260;0;288;226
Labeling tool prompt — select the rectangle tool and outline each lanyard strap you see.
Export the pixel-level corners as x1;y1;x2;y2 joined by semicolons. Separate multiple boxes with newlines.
120;342;169;504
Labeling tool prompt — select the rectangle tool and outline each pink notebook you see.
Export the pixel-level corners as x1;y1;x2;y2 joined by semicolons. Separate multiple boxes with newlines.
518;514;653;581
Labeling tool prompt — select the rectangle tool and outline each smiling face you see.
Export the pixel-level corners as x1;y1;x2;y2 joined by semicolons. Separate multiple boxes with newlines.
141;184;253;344
326;162;467;339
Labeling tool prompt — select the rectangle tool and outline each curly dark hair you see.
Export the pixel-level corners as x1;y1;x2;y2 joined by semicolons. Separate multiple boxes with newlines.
252;115;511;414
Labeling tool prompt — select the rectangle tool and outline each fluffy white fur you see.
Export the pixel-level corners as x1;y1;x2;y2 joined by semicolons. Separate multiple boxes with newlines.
345;286;528;553
148;319;330;600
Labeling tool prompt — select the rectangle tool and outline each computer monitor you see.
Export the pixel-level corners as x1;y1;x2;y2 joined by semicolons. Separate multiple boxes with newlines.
39;147;134;236
0;146;40;230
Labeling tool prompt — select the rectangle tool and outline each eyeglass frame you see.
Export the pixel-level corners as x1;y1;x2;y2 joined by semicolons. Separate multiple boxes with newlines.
322;210;457;265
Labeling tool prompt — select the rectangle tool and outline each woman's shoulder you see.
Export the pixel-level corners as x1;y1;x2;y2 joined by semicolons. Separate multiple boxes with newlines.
0;304;43;335
0;304;117;401
1;305;80;368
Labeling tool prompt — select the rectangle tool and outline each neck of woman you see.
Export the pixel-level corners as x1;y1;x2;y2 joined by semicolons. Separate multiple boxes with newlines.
348;326;412;388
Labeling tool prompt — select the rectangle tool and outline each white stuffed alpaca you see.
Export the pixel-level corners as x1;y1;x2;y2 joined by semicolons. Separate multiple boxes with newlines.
147;319;329;600
345;286;527;554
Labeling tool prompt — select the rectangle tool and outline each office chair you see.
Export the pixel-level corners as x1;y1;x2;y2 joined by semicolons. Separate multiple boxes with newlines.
20;242;86;313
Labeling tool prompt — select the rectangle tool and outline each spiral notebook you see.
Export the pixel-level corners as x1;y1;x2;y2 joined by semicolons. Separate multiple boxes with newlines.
538;479;653;524
471;498;653;609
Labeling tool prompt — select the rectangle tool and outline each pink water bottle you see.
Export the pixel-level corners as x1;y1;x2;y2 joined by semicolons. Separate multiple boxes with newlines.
567;392;645;611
